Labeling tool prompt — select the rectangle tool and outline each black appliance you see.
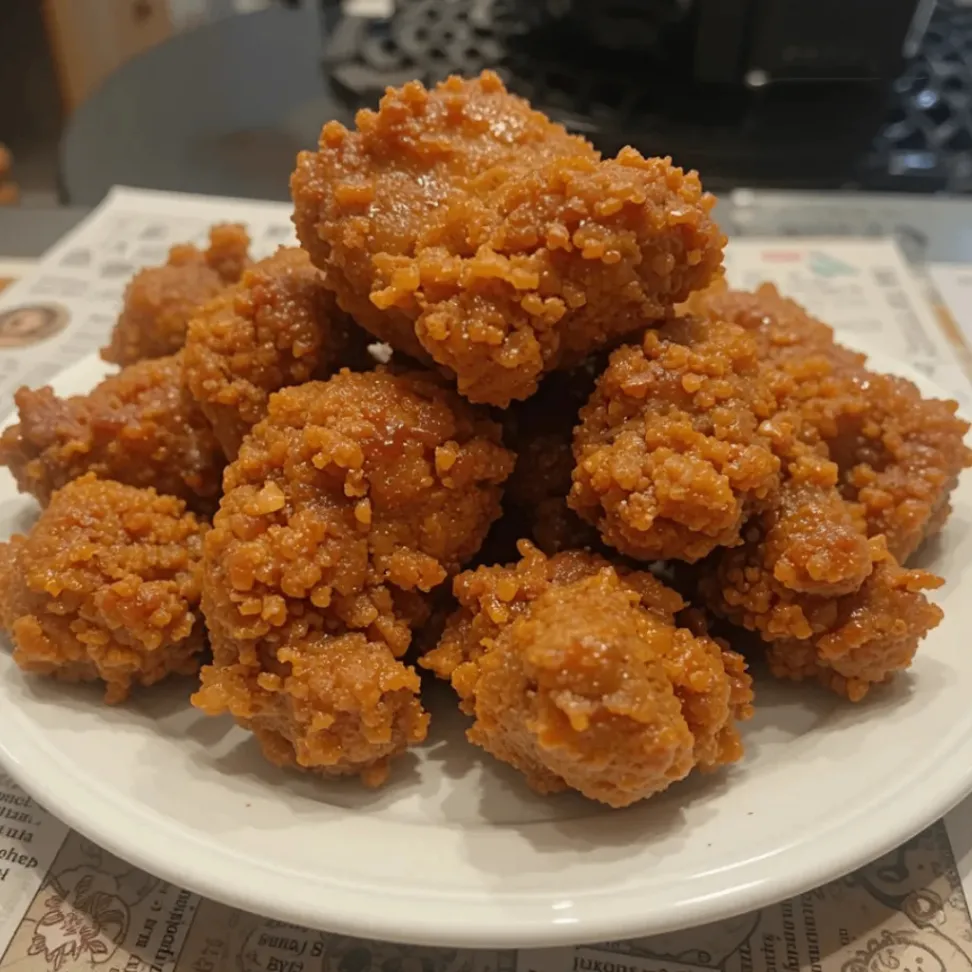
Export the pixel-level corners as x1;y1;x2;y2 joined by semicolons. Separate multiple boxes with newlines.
321;0;972;193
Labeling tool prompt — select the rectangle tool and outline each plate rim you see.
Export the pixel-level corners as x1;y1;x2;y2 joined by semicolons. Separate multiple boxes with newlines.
2;710;971;949
0;348;971;948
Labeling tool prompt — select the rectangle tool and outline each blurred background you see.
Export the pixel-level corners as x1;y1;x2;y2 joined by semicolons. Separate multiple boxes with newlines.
3;0;972;206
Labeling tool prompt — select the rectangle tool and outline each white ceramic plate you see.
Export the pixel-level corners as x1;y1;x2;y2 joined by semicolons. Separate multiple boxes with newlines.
0;349;971;949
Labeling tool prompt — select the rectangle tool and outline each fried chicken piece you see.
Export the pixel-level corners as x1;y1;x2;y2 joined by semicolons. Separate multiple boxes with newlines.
698;492;944;700
203;223;252;284
504;364;601;553
0;354;224;513
0;474;207;703
200;370;514;650
193;370;513;783
183;247;370;459
102;223;251;365
685;282;971;561
682;281;884;462
680;280;866;372
750;416;875;597
292;71;725;406
570;315;781;563
757;466;873;597
195;631;430;786
423;541;753;807
762;562;943;701
834;371;971;562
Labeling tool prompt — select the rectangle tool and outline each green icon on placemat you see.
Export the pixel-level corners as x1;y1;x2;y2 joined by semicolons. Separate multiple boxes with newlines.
809;252;858;277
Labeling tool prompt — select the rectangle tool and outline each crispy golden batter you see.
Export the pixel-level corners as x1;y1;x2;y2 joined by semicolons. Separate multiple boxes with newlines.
183;247;369;459
0;354;224;513
699;498;943;700
103;224;251;365
292;71;724;405
194;370;514;782
835;371;971;563
0;474;207;703
685;282;971;561
571;316;781;562
201;370;514;652
504;364;601;553
203;223;253;284
752;467;873;597
193;631;429;786
680;280;866;371
761;558;943;701
423;541;753;807
654;286;955;698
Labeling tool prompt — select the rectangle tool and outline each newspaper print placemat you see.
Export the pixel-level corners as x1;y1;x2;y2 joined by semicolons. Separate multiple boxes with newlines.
929;264;972;353
0;187;971;972
0;189;296;406
0;261;34;296
723;238;972;402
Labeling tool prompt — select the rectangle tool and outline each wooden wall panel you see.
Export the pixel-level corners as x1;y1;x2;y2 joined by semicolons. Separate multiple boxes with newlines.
42;0;174;111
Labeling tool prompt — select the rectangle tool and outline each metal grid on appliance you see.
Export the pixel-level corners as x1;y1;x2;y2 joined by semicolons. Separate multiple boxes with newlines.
866;0;972;191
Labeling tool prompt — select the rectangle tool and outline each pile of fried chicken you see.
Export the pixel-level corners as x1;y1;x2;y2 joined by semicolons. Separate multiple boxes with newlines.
0;72;968;809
